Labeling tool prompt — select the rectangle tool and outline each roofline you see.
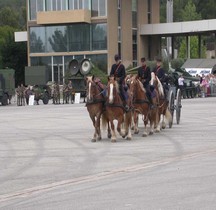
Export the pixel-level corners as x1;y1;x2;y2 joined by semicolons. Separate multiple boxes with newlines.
140;19;216;36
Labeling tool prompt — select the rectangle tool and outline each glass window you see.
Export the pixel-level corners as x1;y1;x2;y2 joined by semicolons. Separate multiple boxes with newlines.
74;0;78;9
46;26;67;52
46;0;52;11
79;0;83;9
92;24;107;51
29;0;37;20
30;27;46;53
68;24;90;51
99;0;106;16
62;0;68;10
86;54;107;72
57;0;61;10
83;0;90;9
92;0;98;17
92;0;106;17
37;0;44;12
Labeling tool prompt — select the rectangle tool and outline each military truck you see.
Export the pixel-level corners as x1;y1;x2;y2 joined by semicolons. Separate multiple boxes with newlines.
0;69;15;105
25;66;51;104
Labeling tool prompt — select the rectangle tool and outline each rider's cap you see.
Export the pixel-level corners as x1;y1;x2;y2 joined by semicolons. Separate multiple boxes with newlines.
114;54;121;61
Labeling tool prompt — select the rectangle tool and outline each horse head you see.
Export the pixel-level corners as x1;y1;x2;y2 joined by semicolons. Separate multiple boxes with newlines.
107;76;119;104
129;75;146;101
86;76;96;102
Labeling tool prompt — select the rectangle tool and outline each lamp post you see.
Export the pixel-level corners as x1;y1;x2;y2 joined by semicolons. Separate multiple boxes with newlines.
166;0;173;57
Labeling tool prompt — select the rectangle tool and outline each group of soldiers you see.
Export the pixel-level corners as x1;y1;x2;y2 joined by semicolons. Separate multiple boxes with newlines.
110;54;168;110
52;80;74;104
16;80;75;106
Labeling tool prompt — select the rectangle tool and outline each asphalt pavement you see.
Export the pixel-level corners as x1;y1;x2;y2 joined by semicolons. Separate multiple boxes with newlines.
0;97;216;210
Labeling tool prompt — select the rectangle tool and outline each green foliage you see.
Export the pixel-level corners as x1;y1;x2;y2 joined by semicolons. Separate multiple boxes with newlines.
181;0;202;21
0;29;27;86
0;7;19;28
170;58;185;69
89;65;108;84
178;36;206;59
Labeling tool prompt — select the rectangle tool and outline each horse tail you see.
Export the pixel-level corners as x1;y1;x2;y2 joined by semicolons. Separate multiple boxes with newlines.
101;112;108;131
165;107;172;124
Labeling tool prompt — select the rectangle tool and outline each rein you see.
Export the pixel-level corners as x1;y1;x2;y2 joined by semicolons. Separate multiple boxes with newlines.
86;81;105;105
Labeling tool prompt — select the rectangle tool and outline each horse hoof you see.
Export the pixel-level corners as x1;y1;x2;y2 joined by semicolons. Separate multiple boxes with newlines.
142;133;148;137
127;137;132;140
122;135;126;139
108;134;112;139
131;126;134;130
97;137;102;141
149;131;154;135
134;130;139;134
111;139;116;143
155;129;160;133
91;139;96;142
162;126;166;129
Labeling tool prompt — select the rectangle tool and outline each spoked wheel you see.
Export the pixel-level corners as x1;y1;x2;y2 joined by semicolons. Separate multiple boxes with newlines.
168;90;174;128
175;89;182;124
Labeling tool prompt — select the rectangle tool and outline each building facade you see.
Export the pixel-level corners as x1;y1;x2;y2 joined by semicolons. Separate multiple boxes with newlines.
27;0;160;84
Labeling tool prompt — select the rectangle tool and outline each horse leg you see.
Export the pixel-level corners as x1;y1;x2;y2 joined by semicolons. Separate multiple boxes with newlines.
161;114;166;129
133;112;139;134
125;112;132;140
90;116;97;142
110;120;117;142
117;116;125;138
95;114;102;141
142;115;148;137
107;121;111;139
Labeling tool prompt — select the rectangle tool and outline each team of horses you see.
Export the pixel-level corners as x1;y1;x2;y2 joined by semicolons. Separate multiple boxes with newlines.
86;74;172;143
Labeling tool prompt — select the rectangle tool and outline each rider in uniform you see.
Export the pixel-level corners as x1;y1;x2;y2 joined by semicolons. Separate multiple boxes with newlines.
110;54;129;111
137;57;153;106
153;57;169;98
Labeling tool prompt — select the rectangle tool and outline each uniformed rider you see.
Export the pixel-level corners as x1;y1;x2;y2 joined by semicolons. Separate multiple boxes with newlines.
137;57;153;106
152;57;169;98
110;54;129;111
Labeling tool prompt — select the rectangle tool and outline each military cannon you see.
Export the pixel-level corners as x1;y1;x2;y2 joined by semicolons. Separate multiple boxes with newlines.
168;67;200;99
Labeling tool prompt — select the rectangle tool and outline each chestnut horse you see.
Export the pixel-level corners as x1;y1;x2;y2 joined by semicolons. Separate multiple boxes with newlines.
86;76;111;142
129;75;159;136
102;76;132;142
150;72;172;130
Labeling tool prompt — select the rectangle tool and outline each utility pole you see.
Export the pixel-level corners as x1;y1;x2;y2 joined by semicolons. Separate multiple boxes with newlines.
166;0;173;58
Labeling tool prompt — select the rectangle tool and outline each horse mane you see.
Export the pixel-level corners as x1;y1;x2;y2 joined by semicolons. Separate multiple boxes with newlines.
137;79;146;93
156;76;164;97
150;72;155;86
114;81;120;93
131;75;146;93
150;72;164;96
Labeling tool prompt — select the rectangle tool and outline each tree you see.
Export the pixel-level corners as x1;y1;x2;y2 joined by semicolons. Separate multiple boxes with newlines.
178;36;206;59
0;7;19;28
0;30;27;86
181;0;201;21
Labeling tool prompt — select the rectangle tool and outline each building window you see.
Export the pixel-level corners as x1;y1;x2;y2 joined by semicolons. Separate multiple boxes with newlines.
92;0;107;17
30;27;46;53
29;0;36;20
69;0;90;10
92;24;107;51
68;24;90;51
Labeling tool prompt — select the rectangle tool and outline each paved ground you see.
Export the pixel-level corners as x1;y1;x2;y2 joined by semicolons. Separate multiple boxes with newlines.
0;97;216;210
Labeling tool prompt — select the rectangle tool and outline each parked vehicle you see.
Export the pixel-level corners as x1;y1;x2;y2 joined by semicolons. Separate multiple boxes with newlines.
0;69;15;105
25;66;51;104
